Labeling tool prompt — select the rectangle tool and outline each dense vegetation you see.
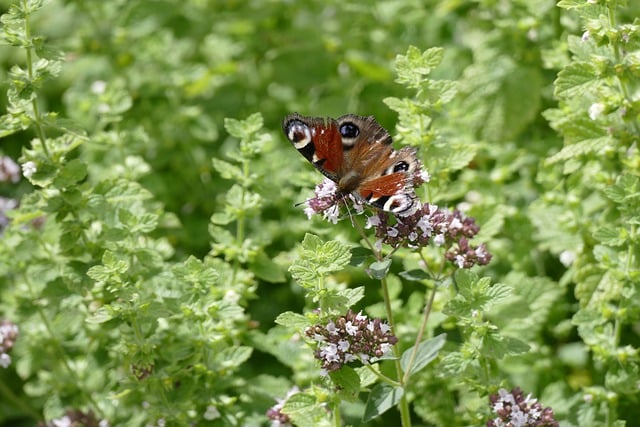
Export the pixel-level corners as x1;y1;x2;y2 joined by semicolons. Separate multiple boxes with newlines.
0;1;638;426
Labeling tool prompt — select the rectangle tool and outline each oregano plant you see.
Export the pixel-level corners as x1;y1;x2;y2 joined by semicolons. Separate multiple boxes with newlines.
267;47;531;427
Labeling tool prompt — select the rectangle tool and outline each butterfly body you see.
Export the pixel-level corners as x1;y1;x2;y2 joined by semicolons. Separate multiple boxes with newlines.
282;113;422;215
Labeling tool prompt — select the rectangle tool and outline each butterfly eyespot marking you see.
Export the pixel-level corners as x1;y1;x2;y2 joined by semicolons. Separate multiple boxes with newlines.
285;119;313;149
339;122;360;138
393;161;410;173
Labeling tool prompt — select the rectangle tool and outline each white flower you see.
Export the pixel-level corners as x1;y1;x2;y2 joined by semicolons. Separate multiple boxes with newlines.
21;161;37;178
0;353;11;368
588;102;605;120
379;342;393;356
91;80;107;94
326;321;338;335
365;215;381;229
417;215;433;235
559;250;576;267
204;405;221;420
345;321;358;336
52;416;72;427
320;343;340;362
323;204;340;224
379;322;391;334
449;217;463;230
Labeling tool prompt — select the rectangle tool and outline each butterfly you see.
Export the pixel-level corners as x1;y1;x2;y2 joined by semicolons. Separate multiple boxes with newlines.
282;113;423;216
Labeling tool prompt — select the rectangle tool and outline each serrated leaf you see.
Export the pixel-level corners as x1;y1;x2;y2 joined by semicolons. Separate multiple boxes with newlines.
400;333;446;377
343;286;365;307
454;269;480;298
216;346;252;368
281;392;330;427
546;136;612;164
363;384;404;422
275;311;310;329
289;259;319;286
320;240;352;272
211;158;242;180
210;211;234;225
85;307;113;324
224;112;263;139
554;62;600;99
482;332;530;359
593;227;626;246
301;233;323;252
329;366;360;401
368;259;391;279
53;158;87;188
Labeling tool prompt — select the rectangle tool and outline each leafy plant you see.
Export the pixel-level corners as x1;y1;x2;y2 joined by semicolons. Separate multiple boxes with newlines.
0;0;638;426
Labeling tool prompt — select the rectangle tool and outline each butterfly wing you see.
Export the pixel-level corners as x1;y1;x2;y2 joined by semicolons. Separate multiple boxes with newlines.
282;113;345;182
283;113;422;215
355;147;421;215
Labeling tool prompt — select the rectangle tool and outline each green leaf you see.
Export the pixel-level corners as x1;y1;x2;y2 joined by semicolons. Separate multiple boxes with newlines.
400;333;447;377
52;158;87;187
282;392;330;427
85;307;113;324
369;259;391;279
394;46;443;87
399;269;430;282
301;233;323;252
350;247;372;266
215;346;253;368
224;112;263;140
329;366;360;401
291;234;351;284
250;251;285;283
554;62;600;99
343;286;365;307
363;384;404;422
211;158;242;180
481;332;530;359
546;136;613;164
557;0;591;9
593;227;627;246
275;311;310;330
288;259;319;287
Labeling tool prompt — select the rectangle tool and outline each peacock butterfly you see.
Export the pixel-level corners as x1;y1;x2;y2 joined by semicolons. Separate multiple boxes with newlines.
282;113;424;216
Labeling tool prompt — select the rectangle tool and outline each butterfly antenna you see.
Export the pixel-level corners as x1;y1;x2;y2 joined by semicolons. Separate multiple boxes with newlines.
342;197;356;226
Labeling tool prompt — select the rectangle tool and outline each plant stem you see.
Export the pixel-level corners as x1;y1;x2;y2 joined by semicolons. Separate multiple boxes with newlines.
22;0;51;159
402;284;437;385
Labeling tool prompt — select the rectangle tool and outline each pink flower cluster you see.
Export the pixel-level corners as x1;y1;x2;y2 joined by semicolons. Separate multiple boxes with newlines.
367;203;492;268
487;387;558;427
305;310;397;373
0;320;18;368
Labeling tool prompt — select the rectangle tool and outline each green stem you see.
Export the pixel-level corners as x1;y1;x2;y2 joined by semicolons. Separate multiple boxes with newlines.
364;364;402;386
22;0;51;159
0;378;41;420
23;274;102;416
402;284;437;385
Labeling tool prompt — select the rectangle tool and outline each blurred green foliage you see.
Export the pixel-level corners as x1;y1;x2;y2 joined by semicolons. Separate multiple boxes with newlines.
0;0;639;426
